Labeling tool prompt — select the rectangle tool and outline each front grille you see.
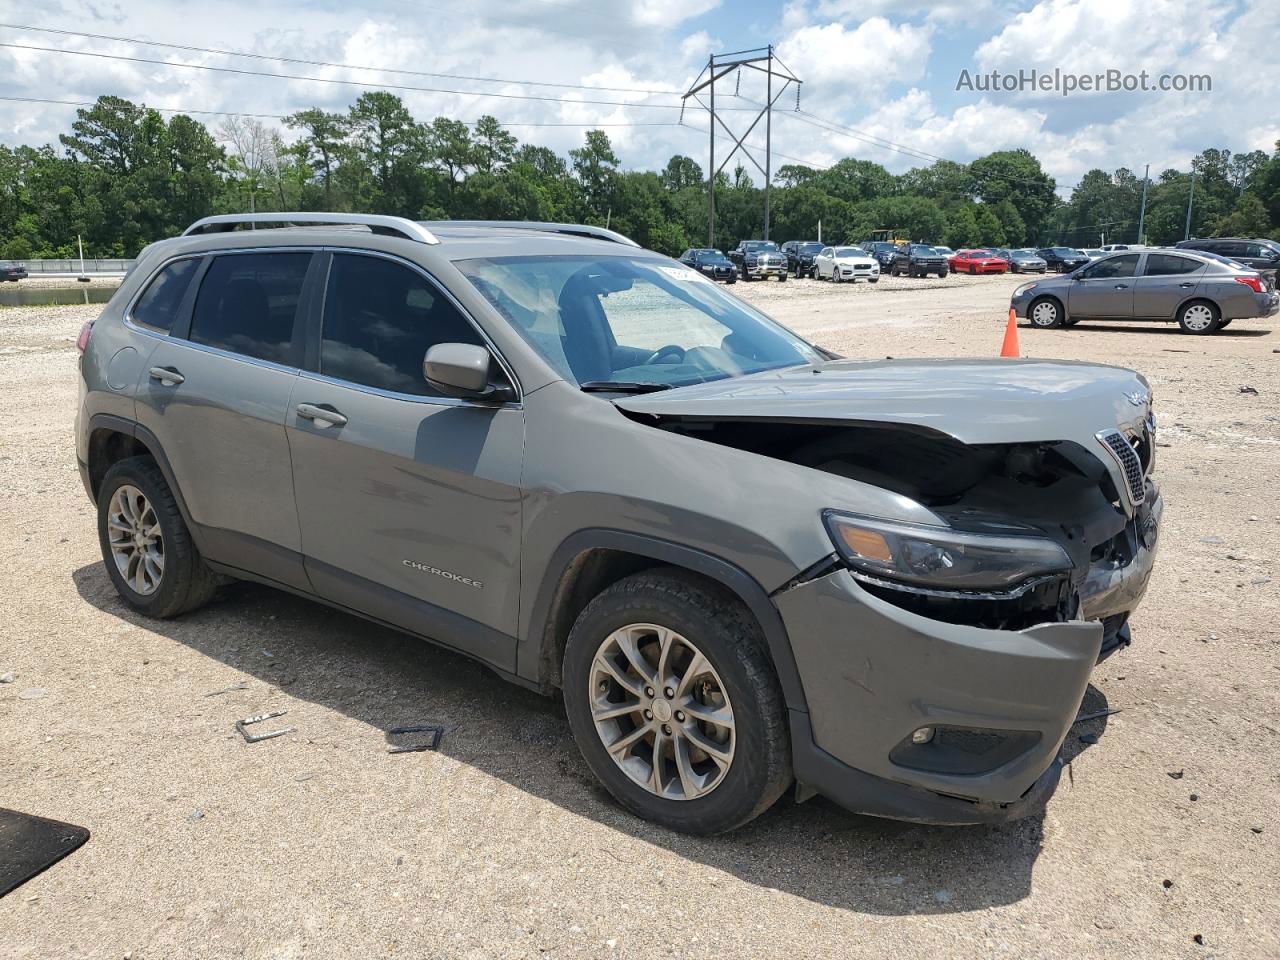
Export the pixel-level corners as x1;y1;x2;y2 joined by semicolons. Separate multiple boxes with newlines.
1097;429;1146;506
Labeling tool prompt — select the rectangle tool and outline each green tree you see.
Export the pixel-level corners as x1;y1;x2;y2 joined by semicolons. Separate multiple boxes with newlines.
472;116;517;175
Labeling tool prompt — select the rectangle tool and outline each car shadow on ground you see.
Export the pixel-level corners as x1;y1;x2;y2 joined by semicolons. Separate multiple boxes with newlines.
1030;321;1272;337
72;563;1111;916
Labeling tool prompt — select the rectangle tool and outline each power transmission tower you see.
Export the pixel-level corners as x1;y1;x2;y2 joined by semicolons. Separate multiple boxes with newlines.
682;47;802;246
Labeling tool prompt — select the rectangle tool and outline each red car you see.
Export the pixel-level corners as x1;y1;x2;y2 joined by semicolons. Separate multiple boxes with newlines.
948;249;1009;274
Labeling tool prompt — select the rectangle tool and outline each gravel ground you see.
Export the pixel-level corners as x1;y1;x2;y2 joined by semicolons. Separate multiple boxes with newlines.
2;272;1278;959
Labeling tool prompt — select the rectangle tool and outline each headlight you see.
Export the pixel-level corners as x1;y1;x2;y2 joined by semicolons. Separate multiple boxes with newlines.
1014;282;1038;297
823;511;1072;595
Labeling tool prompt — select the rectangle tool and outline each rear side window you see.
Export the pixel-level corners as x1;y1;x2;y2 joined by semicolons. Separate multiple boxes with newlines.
1144;254;1203;277
320;254;485;398
131;258;199;332
189;253;310;364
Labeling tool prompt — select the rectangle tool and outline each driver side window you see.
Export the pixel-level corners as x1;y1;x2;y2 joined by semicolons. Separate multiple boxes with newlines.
1081;255;1139;280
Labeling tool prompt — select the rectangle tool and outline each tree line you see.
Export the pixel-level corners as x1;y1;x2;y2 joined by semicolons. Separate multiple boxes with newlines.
2;93;1278;260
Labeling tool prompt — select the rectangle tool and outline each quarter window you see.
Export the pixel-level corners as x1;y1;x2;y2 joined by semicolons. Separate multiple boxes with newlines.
1144;254;1202;276
1081;254;1139;279
189;252;310;364
319;254;487;398
132;258;199;332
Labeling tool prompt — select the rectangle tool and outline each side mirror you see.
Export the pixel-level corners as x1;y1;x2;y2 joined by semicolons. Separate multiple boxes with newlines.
424;343;511;401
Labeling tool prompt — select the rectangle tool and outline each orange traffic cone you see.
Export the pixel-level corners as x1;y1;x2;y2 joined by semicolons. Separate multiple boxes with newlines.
1000;307;1020;358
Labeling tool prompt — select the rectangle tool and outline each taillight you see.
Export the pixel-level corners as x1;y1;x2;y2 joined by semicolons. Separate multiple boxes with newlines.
1234;276;1264;294
76;322;93;353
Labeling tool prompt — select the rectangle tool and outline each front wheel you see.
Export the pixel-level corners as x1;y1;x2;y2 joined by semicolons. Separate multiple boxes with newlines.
1028;297;1064;329
97;456;217;618
777;272;787;282
563;571;792;835
1178;300;1219;334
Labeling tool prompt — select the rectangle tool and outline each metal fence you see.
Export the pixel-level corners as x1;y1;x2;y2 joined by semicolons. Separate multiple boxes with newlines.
10;259;135;275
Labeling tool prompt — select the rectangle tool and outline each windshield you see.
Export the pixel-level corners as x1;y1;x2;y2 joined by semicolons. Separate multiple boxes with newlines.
910;245;939;255
743;241;779;252
834;247;864;258
1052;247;1083;255
455;255;822;389
798;242;824;253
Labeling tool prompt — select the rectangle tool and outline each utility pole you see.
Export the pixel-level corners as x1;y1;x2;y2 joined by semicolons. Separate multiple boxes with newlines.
1184;163;1198;240
1136;163;1149;244
683;48;801;247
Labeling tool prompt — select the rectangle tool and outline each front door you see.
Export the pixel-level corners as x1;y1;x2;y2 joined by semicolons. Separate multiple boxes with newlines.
1132;253;1206;318
1067;253;1141;317
133;250;314;590
287;252;525;671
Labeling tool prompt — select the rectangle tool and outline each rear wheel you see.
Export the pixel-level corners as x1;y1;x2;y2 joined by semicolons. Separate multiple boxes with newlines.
97;456;216;618
563;571;791;834
1177;300;1219;334
1028;297;1064;329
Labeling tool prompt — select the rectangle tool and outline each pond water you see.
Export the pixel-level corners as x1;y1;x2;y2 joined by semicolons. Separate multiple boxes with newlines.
0;284;119;307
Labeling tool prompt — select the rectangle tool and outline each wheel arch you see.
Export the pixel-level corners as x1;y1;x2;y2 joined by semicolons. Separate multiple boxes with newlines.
520;529;808;713
85;414;202;546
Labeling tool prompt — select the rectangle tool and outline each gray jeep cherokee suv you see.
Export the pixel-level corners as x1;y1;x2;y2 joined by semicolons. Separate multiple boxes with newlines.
76;213;1162;834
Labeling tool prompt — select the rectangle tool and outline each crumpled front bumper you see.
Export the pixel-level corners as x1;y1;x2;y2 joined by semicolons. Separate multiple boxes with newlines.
777;569;1101;821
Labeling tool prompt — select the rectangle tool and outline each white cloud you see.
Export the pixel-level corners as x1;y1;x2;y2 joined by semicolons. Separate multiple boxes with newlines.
777;17;932;89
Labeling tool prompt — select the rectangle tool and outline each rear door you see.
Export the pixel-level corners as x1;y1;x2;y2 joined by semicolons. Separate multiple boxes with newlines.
1066;253;1140;317
133;249;315;590
287;251;525;670
1132;253;1206;318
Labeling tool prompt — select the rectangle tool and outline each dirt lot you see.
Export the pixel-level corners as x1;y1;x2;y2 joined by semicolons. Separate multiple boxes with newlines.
2;271;1278;959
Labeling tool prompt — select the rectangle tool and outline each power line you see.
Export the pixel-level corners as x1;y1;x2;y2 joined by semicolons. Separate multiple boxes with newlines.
0;41;692;110
0;22;682;97
0;95;682;129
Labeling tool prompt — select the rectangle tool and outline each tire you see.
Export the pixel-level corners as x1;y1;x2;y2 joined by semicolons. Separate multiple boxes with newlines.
1177;300;1219;334
937;270;946;278
562;570;791;835
778;272;787;282
1028;296;1064;329
833;269;842;284
869;277;879;283
97;456;216;618
726;276;736;285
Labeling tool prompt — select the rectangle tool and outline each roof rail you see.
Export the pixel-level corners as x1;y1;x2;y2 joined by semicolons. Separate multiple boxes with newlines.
183;213;439;244
419;220;640;247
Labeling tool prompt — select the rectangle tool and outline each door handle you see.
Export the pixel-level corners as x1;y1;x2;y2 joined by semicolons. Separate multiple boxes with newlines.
1179;282;1195;288
296;403;348;428
1114;284;1128;289
148;366;184;386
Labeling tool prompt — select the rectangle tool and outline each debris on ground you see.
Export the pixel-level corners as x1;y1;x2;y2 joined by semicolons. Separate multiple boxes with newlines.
0;671;15;683
1072;708;1122;725
386;724;446;754
1239;385;1259;394
187;810;205;823
1163;879;1174;889
1252;826;1264;834
17;688;47;700
1168;770;1185;779
1193;934;1205;945
235;710;294;744
1078;732;1099;744
204;682;249;697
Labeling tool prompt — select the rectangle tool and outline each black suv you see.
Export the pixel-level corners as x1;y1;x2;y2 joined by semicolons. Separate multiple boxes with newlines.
781;241;825;278
889;244;948;278
678;248;737;283
1037;247;1091;273
1175;238;1280;285
727;240;788;281
1;261;28;282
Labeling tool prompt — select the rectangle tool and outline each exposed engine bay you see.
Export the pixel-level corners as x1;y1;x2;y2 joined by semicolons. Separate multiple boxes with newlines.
626;414;1158;634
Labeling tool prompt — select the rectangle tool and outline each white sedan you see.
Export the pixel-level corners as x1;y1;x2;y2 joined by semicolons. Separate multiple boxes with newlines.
813;245;880;283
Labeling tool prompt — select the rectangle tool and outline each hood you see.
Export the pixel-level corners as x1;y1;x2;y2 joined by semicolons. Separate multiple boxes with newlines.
614;357;1151;448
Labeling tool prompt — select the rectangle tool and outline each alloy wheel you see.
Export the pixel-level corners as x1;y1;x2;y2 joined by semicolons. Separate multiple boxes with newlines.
107;484;164;595
589;623;735;801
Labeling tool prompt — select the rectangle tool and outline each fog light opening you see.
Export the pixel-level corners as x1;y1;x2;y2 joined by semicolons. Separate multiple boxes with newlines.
911;726;935;745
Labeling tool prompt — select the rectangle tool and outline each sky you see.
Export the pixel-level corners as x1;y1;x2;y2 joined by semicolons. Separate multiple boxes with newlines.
0;0;1275;194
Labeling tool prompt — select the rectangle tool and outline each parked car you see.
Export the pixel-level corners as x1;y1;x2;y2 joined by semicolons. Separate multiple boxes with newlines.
1007;249;1048;274
781;241;825;278
812;245;880;283
1099;244;1132;253
1;261;28;282
948;249;1009;275
863;241;900;272
679;248;737;283
728;240;787;281
78;212;1163;833
931;245;955;258
1010;248;1279;334
889;243;948;278
1037;247;1091;273
1175;237;1280;286
1080;248;1105;260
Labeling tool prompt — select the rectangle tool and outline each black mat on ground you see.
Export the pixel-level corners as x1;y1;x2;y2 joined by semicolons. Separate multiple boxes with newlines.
0;808;89;897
